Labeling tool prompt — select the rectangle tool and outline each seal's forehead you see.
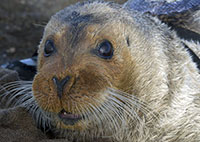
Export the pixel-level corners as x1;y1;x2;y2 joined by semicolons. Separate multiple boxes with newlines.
43;1;162;41
53;1;121;20
45;1;123;34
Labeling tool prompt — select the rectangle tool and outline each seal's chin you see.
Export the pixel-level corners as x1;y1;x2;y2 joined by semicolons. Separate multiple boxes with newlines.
58;109;82;125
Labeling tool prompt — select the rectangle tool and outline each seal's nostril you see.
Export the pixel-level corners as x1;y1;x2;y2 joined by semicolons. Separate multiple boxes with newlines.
52;76;71;99
52;77;58;85
62;76;71;86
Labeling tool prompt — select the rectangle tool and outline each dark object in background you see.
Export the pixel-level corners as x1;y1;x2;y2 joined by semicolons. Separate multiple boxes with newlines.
125;0;200;15
1;51;37;81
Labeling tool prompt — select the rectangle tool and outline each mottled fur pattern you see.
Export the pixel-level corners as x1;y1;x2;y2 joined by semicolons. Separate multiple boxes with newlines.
1;1;200;142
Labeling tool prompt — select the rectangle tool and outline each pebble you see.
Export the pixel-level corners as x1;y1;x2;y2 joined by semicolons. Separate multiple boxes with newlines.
6;47;16;54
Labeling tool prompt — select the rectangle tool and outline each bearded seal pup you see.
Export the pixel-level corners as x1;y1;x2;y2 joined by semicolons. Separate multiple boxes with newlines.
1;0;200;142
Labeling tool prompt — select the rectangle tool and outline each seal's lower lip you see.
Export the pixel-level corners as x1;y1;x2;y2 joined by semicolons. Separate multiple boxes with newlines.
58;109;82;125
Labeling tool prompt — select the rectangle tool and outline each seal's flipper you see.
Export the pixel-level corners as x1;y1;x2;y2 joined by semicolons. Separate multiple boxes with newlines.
124;0;200;34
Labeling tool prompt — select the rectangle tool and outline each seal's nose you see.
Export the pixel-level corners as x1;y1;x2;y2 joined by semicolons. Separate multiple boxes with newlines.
52;76;71;99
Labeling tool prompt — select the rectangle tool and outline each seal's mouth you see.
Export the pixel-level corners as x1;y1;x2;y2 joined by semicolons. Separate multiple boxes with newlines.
58;109;82;125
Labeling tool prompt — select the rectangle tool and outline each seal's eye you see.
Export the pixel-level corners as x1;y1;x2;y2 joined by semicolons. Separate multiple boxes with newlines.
97;40;113;59
44;40;56;57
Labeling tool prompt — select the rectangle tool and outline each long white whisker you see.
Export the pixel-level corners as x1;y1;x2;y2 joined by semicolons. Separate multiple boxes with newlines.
108;88;158;120
94;97;121;135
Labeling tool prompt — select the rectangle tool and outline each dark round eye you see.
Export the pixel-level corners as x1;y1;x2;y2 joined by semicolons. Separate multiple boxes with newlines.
97;40;113;59
44;40;56;57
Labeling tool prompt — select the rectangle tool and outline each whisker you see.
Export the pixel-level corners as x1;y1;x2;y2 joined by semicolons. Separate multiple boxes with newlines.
1;80;54;132
94;97;121;134
107;88;158;120
6;88;32;106
107;95;141;124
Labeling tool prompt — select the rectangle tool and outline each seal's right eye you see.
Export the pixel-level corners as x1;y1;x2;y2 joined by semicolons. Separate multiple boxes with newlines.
44;40;56;57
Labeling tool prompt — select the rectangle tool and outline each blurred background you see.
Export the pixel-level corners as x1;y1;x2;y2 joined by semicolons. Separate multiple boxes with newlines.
0;0;127;64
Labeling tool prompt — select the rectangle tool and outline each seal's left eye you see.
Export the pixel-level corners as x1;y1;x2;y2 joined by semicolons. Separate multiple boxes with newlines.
97;40;113;59
44;40;56;57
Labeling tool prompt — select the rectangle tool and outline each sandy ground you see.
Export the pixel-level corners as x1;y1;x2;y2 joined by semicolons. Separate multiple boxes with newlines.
0;0;126;142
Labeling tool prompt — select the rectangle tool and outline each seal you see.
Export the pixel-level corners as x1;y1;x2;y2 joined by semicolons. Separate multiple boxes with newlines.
2;1;200;142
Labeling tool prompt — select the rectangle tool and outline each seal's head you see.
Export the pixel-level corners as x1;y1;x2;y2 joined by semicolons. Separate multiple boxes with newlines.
33;0;169;132
31;0;197;140
33;1;135;132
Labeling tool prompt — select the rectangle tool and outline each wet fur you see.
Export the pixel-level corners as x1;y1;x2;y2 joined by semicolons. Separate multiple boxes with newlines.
1;1;200;142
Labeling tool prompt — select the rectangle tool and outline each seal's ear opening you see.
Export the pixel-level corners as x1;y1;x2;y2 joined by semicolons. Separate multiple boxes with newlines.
123;0;200;35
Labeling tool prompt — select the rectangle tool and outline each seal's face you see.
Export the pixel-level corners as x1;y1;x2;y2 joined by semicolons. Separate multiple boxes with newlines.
32;2;134;131
32;2;171;137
